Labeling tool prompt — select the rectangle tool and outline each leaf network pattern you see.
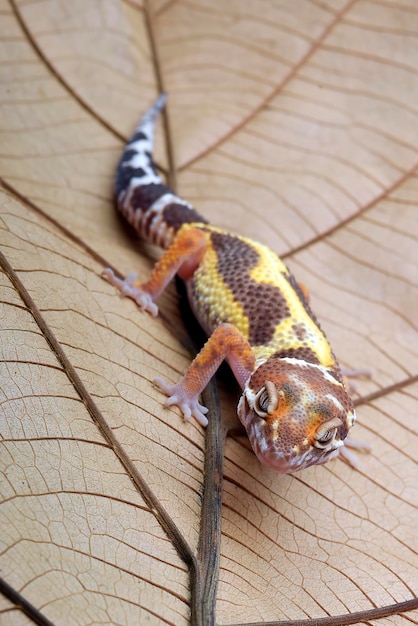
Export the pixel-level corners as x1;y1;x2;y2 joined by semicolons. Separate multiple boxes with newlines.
0;1;417;625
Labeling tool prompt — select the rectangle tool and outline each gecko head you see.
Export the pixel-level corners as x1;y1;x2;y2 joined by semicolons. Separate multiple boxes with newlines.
237;357;356;473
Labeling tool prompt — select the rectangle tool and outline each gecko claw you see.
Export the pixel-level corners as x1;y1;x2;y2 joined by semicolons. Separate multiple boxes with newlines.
338;436;372;469
102;268;158;317
153;377;209;427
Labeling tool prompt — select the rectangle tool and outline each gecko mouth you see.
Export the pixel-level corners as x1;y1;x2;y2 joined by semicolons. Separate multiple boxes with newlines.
258;442;342;473
240;401;344;473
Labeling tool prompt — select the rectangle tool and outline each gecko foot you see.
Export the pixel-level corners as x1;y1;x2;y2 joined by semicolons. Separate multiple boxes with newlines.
341;367;372;395
153;376;209;427
339;436;372;469
102;268;158;317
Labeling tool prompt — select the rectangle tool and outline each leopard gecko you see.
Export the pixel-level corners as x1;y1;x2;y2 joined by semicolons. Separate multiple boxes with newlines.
103;94;368;473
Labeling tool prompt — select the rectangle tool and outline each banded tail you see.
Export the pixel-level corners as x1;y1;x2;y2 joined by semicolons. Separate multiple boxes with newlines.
115;93;207;249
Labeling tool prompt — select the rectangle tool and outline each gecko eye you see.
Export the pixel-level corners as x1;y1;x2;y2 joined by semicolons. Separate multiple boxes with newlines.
254;388;269;416
254;381;280;417
313;417;342;449
315;429;335;447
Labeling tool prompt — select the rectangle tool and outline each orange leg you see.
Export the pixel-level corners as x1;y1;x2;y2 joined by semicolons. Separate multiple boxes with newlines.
154;323;256;426
102;226;207;316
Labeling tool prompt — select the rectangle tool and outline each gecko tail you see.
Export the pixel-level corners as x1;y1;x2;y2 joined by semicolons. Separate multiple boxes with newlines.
114;94;207;249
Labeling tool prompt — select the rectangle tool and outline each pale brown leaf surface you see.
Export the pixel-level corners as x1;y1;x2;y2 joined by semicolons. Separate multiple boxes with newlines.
0;0;417;625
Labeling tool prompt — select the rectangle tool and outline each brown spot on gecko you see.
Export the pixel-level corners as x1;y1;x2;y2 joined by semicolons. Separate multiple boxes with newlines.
130;183;171;210
115;149;145;197
162;203;208;229
272;347;320;364
211;232;291;346
285;273;321;328
130;130;147;143
292;323;307;341
327;365;344;384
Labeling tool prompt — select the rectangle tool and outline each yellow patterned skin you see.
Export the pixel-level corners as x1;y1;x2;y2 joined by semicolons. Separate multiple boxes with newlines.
186;224;336;368
103;95;363;473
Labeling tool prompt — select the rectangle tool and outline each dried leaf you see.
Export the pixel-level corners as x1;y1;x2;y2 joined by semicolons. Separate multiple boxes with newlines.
1;1;417;624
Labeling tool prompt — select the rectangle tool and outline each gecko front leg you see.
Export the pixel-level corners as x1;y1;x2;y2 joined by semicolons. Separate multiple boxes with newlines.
102;225;207;316
155;323;256;426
